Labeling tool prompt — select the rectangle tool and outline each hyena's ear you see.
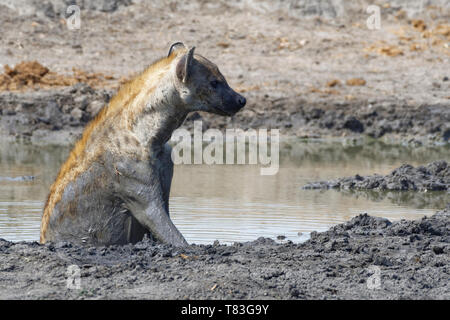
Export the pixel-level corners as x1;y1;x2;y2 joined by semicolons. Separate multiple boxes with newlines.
176;46;195;83
167;42;186;57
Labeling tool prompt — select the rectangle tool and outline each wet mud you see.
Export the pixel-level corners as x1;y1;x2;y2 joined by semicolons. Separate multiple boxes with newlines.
303;160;449;191
0;207;448;299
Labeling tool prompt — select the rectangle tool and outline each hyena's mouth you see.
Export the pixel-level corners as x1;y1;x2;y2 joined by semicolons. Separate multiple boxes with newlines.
213;106;231;116
213;106;238;116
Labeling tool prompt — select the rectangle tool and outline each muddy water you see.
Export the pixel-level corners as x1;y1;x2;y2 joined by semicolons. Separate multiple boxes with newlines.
0;139;448;244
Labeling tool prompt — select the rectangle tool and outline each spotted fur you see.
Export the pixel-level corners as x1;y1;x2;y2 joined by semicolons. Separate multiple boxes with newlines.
40;43;246;246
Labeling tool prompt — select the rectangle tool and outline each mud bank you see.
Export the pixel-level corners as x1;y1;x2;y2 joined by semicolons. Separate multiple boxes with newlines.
0;84;112;145
0;207;448;299
1;85;449;146
303;160;449;191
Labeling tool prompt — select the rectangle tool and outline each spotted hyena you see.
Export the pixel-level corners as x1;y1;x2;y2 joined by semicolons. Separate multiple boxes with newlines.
40;42;246;246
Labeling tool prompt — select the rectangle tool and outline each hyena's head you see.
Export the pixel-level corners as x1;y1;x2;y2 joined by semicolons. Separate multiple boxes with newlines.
170;42;246;116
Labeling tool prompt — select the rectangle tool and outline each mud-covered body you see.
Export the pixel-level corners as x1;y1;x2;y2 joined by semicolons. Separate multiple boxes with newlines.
40;43;245;246
45;145;175;245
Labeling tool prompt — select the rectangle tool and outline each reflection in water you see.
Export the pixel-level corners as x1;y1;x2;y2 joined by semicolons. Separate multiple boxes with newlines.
0;138;448;244
336;189;449;210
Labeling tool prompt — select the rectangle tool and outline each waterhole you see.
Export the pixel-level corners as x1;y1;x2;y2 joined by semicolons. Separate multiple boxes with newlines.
0;139;448;244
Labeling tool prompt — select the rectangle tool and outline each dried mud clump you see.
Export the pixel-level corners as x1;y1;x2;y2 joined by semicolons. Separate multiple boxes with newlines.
346;78;366;86
0;61;115;91
364;22;450;57
0;61;50;90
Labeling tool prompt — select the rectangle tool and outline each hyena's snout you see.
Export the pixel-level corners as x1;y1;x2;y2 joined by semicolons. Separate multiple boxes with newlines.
222;88;246;115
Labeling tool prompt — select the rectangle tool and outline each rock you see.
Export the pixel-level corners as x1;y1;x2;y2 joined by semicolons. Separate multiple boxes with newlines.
87;100;104;117
70;107;83;121
443;128;450;142
432;246;444;254
38;100;61;124
343;116;364;133
310;108;324;119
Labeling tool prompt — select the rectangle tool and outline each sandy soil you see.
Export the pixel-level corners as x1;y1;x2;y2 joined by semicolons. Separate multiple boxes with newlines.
0;0;449;144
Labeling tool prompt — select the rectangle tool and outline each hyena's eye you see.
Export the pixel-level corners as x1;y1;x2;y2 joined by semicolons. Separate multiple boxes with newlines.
210;80;220;89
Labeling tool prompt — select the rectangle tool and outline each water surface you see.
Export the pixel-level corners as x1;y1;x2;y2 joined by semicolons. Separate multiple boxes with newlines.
0;139;448;244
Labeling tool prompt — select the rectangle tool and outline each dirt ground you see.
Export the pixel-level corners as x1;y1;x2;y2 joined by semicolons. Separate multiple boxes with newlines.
0;206;448;300
0;0;449;145
0;0;449;301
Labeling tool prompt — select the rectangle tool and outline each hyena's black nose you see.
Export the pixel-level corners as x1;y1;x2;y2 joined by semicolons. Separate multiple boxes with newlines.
238;96;246;108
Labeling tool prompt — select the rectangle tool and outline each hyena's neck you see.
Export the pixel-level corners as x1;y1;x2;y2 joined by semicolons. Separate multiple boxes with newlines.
132;78;188;153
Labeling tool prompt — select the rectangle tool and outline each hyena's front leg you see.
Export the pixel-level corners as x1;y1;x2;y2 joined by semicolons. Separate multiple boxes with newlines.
114;156;187;247
159;144;174;215
126;181;187;247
